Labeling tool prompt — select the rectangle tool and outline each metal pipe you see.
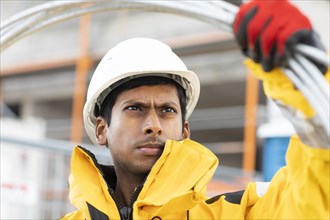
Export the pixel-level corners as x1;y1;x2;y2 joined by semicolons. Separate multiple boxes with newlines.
242;70;259;171
70;11;92;143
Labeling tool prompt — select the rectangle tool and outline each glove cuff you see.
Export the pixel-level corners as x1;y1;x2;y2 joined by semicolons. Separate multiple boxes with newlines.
244;59;316;118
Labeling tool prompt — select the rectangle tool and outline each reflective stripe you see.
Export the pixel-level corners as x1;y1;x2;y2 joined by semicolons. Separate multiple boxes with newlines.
256;182;270;197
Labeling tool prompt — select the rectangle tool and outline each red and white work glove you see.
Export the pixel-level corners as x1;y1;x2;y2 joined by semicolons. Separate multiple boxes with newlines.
233;0;326;73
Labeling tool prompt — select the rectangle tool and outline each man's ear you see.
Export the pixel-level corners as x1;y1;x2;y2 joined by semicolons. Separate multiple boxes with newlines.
183;121;190;139
95;117;108;146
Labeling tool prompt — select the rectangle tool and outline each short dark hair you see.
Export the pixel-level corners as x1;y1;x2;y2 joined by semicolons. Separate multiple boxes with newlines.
97;76;187;129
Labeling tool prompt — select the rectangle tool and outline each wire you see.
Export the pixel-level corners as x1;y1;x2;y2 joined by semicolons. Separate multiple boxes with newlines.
1;1;237;51
295;44;330;67
1;0;329;142
284;59;329;135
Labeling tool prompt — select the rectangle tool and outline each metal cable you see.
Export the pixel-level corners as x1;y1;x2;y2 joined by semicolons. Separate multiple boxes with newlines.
295;54;330;102
1;1;237;51
284;59;329;134
1;0;329;142
295;44;330;67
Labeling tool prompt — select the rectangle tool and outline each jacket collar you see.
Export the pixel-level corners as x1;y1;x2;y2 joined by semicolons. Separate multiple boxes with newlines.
134;139;218;216
69;139;218;217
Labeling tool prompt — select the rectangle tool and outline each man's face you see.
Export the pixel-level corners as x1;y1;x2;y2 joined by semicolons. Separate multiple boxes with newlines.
96;84;189;176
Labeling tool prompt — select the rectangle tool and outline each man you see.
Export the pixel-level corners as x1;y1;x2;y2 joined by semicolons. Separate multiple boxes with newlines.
62;0;329;219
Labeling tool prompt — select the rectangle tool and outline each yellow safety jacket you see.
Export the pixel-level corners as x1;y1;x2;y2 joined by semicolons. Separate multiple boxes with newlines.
61;136;329;219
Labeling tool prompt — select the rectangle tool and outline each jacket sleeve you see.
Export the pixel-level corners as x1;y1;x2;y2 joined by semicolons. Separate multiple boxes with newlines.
244;135;329;219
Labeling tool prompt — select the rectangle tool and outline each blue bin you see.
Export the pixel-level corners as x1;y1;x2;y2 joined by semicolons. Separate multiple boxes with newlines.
263;137;290;181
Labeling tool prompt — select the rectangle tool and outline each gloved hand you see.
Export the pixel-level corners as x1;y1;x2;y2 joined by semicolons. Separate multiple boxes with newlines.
233;0;326;72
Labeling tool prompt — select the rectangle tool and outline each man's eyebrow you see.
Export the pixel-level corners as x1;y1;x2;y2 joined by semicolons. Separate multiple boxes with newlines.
159;101;179;108
121;100;147;106
122;100;179;108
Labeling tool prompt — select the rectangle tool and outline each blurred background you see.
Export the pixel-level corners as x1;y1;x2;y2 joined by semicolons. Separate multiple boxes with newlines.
1;0;329;219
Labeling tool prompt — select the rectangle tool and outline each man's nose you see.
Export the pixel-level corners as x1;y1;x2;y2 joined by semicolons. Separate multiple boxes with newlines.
143;111;162;136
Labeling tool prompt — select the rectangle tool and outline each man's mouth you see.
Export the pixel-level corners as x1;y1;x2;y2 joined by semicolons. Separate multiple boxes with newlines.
138;143;164;156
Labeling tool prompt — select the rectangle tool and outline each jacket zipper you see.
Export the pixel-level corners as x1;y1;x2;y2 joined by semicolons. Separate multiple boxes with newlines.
108;187;127;219
108;186;143;220
79;147;141;220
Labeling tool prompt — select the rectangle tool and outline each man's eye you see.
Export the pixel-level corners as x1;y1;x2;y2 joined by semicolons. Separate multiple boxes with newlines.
127;106;140;111
162;107;176;113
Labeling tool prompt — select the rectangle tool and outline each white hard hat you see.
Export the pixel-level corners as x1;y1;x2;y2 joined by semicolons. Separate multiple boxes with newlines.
83;38;200;144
